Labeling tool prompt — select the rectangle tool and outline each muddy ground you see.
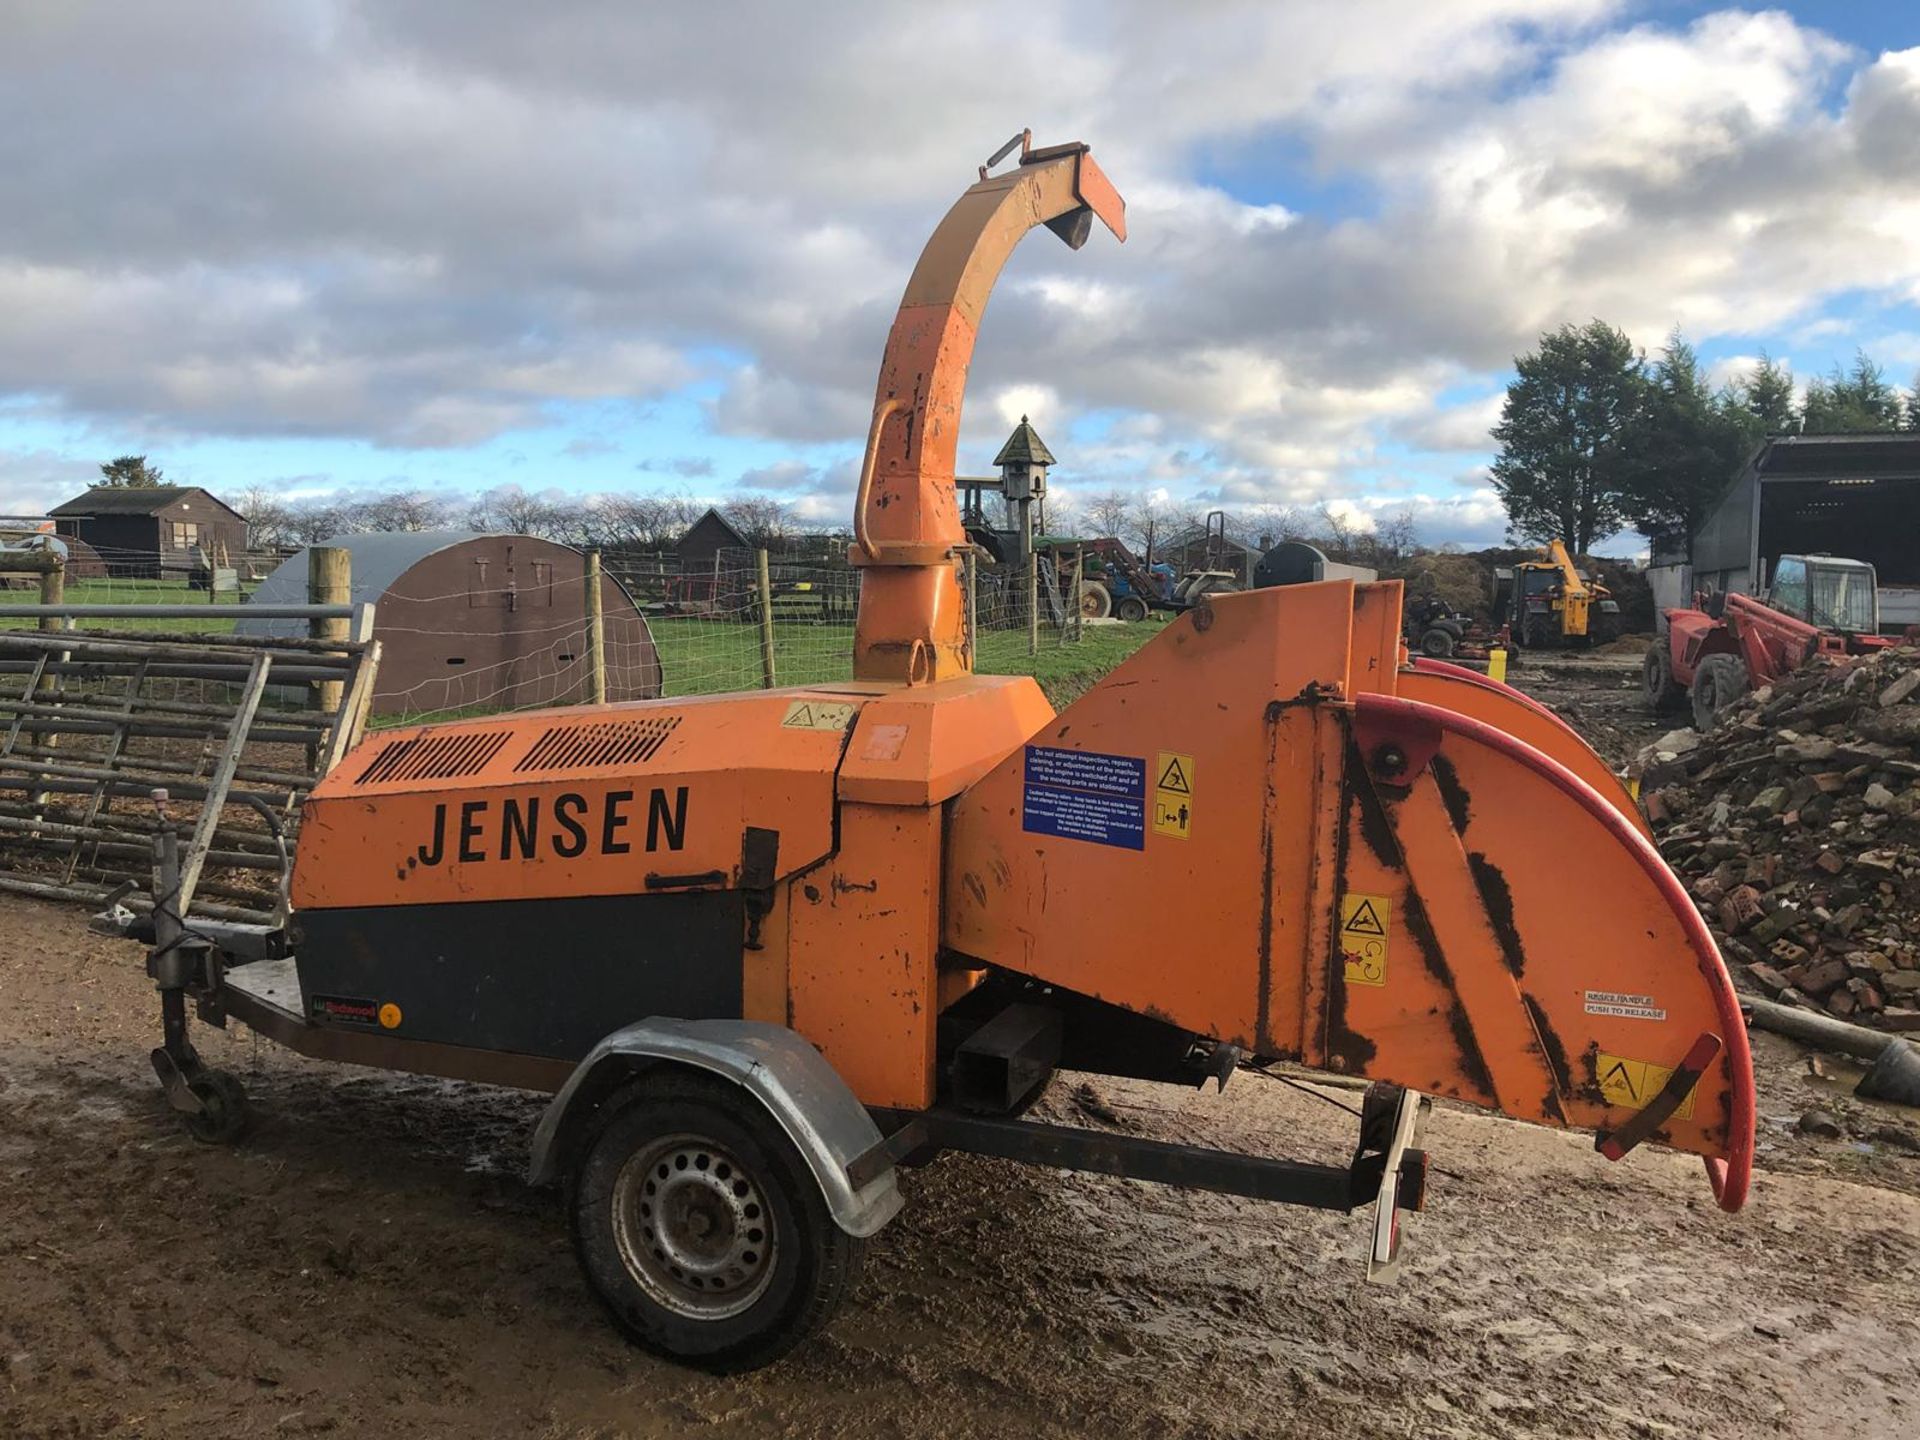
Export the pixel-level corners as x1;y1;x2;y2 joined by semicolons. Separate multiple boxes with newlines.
2;654;1918;1439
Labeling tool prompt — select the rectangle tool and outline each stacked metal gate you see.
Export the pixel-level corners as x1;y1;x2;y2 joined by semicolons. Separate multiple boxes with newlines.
0;607;379;922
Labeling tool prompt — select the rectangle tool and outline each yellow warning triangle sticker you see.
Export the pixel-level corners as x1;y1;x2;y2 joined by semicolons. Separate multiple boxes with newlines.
1600;1057;1641;1103
784;704;815;728
1157;757;1191;794
1343;898;1386;936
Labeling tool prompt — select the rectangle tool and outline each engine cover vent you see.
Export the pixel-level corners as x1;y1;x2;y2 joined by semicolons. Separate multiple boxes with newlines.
513;714;683;773
356;730;512;785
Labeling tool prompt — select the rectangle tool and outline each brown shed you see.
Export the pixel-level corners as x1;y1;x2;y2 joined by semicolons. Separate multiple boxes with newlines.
49;486;249;576
676;507;749;564
239;532;663;719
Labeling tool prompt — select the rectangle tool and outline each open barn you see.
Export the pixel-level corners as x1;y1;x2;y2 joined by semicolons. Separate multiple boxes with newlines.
239;531;662;718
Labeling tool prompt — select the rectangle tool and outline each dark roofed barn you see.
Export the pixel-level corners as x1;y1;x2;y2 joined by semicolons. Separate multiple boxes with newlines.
675;507;750;564
240;532;663;718
50;486;248;576
1675;432;1920;631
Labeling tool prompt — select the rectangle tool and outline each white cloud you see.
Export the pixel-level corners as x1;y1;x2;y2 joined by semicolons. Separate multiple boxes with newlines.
1;3;1918;544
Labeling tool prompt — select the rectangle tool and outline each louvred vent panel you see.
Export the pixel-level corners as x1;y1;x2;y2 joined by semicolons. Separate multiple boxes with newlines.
512;714;683;773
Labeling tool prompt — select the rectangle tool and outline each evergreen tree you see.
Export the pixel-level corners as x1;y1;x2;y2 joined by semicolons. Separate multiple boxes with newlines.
1802;351;1904;433
1621;332;1755;548
1737;351;1799;435
98;454;164;488
1490;321;1646;555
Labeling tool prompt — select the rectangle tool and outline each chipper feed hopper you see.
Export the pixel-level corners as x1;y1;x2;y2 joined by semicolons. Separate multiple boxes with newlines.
122;133;1753;1373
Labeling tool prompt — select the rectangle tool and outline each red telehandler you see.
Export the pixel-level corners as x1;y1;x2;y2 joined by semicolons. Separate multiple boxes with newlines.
1646;553;1895;729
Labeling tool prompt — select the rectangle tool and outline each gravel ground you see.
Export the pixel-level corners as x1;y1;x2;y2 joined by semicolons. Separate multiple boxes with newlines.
2;881;1918;1440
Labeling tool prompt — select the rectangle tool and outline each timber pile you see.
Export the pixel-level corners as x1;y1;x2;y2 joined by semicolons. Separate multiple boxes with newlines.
1638;643;1920;1032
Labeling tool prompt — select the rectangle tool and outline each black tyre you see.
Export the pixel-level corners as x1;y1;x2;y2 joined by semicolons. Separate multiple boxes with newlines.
1690;652;1748;731
1418;627;1456;659
1643;643;1685;714
183;1069;250;1145
1115;595;1150;623
569;1070;863;1373
1078;581;1113;620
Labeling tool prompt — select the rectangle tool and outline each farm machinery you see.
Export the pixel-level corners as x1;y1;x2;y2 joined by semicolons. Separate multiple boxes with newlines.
110;134;1752;1373
1496;539;1621;649
1647;552;1894;729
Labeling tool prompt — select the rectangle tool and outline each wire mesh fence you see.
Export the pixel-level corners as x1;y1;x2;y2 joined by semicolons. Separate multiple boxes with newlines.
607;546;1094;700
0;541;284;634
1;538;1123;737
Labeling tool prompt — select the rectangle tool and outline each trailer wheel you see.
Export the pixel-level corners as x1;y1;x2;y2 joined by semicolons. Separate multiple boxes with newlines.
1078;581;1113;620
1690;653;1748;731
183;1069;250;1145
1643;644;1685;714
1418;627;1456;658
1116;595;1150;623
569;1070;863;1373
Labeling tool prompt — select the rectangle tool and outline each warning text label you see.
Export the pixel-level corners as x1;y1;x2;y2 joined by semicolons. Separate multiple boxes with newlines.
1022;745;1145;851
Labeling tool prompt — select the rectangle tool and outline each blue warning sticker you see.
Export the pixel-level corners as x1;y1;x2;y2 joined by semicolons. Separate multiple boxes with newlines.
1022;745;1146;850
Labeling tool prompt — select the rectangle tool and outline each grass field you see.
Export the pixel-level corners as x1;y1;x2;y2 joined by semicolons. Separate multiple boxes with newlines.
649;615;1167;706
0;576;258;633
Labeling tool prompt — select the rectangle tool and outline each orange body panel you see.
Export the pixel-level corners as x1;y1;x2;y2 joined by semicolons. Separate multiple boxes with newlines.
835;674;1052;806
787;802;944;1109
944;582;1752;1205
944;586;1361;1052
291;690;861;910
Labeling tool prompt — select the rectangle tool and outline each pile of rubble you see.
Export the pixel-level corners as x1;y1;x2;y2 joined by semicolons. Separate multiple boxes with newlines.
1638;643;1920;1031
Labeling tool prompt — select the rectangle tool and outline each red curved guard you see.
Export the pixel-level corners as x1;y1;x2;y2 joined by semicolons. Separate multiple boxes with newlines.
1354;692;1756;1213
1408;656;1563;723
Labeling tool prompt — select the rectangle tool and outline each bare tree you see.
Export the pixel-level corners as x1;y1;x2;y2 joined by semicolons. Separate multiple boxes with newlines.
357;489;458;533
596;493;700;550
468;484;568;537
1083;488;1133;540
281;500;353;546
1374;506;1419;563
1312;502;1359;560
232;486;293;548
723;496;797;549
1239;503;1304;550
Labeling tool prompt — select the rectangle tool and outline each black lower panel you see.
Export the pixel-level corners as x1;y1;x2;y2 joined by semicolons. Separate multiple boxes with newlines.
294;892;744;1060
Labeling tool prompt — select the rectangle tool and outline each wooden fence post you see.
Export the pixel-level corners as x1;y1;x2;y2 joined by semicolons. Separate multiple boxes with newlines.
585;550;607;705
1071;545;1084;644
1027;549;1040;658
37;558;64;632
308;546;350;713
29;556;66;787
756;549;777;690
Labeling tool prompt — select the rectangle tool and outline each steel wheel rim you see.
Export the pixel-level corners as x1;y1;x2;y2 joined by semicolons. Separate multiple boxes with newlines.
612;1132;777;1321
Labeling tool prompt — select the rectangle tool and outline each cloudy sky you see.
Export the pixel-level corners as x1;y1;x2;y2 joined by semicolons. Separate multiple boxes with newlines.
2;2;1918;548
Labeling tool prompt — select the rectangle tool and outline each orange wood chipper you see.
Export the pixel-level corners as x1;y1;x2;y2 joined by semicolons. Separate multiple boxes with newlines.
114;133;1753;1373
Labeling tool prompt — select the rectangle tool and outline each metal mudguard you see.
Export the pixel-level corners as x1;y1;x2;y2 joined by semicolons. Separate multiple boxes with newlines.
528;1018;904;1238
1400;657;1650;838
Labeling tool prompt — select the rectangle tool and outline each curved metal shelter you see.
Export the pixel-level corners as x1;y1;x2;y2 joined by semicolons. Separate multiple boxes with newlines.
241;532;662;718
